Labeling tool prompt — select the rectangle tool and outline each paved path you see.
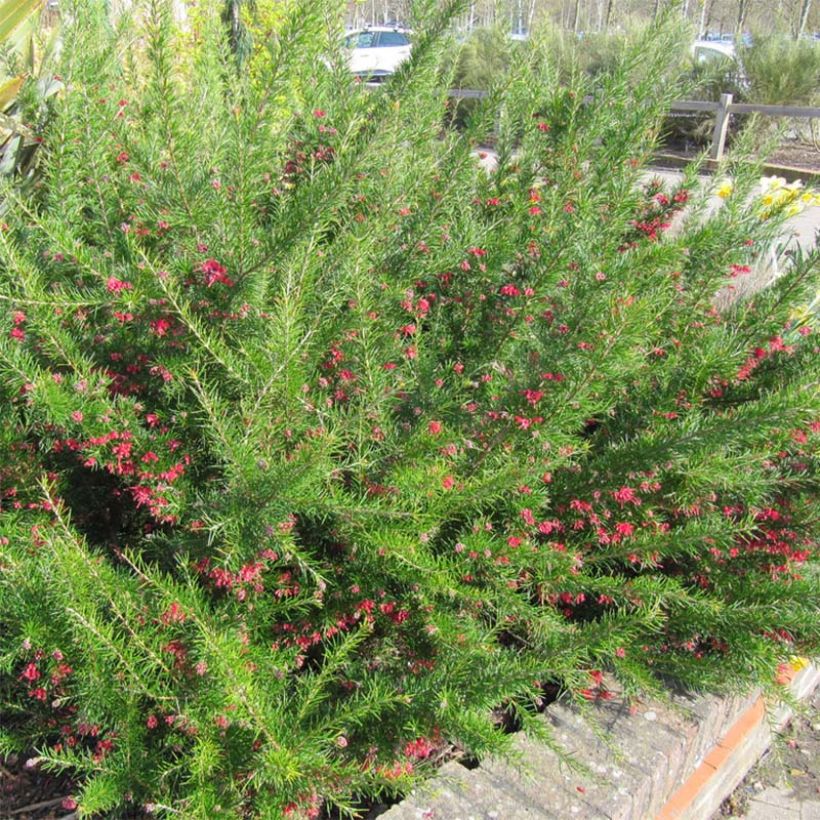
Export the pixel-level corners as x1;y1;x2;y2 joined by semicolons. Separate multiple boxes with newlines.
647;167;820;254
744;787;820;819
473;150;820;255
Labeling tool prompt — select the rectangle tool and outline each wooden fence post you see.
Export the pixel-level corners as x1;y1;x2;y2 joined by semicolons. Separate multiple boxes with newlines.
710;93;733;162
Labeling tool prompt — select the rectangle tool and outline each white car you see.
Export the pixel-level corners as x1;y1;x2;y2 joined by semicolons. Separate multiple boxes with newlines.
691;40;737;65
344;28;412;81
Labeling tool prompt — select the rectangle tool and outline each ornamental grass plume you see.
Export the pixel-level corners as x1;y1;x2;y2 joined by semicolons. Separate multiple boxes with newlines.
0;1;818;818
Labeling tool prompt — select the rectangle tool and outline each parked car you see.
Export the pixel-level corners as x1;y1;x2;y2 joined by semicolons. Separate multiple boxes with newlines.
691;39;737;66
344;27;412;81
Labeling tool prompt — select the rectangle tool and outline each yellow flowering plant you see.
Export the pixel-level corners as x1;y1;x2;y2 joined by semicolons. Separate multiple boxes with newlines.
759;176;820;220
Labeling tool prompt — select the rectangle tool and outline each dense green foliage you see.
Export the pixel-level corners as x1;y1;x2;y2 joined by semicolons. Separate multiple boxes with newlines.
448;25;820;148
739;35;820;106
0;1;818;818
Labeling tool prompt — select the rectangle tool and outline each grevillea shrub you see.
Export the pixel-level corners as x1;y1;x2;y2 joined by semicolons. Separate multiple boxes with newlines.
0;2;818;817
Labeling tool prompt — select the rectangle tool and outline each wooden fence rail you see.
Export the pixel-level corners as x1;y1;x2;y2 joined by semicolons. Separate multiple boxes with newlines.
441;88;820;162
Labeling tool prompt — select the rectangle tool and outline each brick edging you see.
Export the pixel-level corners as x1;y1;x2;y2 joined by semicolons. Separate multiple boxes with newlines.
381;661;818;820
657;661;819;819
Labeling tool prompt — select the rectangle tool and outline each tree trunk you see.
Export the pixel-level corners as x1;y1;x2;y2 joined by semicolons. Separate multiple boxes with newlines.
605;0;616;29
699;0;710;35
736;0;748;36
796;0;813;37
573;0;583;31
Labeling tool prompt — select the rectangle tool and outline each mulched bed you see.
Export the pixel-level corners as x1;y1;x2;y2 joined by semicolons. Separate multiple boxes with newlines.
768;142;820;174
658;135;820;174
0;754;76;819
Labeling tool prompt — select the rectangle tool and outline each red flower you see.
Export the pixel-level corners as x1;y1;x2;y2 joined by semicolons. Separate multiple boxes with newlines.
20;663;40;682
441;475;454;490
404;736;435;759
150;318;172;337
428;420;442;435
106;277;133;294
160;602;186;624
201;259;234;287
612;486;640;506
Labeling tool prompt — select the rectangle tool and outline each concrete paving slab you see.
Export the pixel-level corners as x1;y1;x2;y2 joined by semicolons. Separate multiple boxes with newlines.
746;786;805;818
745;797;800;819
801;801;820;820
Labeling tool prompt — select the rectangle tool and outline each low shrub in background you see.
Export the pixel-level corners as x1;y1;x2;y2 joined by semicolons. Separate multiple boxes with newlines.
739;35;820;107
447;26;520;128
448;26;820;150
0;1;818;817
652;33;820;149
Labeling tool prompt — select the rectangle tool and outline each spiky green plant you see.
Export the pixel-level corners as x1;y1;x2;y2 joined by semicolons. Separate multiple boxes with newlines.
0;2;817;818
740;35;820;106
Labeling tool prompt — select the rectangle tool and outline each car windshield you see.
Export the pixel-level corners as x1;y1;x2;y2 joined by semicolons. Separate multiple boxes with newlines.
695;46;734;64
376;31;410;47
345;31;375;49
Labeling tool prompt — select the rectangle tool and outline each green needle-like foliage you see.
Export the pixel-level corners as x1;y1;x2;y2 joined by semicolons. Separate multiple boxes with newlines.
0;2;817;818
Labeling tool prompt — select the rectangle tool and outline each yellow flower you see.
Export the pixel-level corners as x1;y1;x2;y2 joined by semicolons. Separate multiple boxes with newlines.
789;656;809;672
716;181;733;199
785;204;803;218
761;193;774;206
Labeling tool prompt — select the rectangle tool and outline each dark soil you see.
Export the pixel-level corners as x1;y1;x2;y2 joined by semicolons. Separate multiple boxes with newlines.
659;135;820;173
768;141;820;173
0;754;76;819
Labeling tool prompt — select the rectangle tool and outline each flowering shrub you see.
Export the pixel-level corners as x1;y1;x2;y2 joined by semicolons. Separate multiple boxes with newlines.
0;2;818;818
